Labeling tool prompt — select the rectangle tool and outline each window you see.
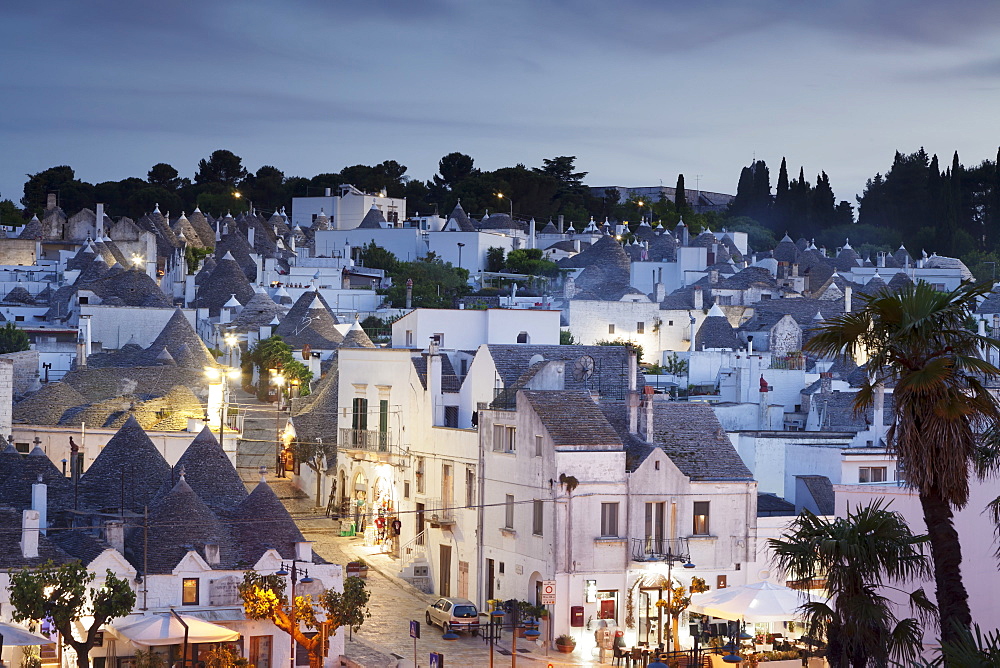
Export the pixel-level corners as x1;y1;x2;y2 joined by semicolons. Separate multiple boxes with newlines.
416;456;425;494
433;332;445;347
444;406;459;428
716;295;732;306
505;495;515;529
351;397;368;431
182;578;199;605
466;467;475;507
404;481;411;499
405;330;414;346
654;460;660;470
78;296;89;305
859;466;887;483
608;324;616;334
636;322;644;334
516;331;529;343
460;358;468;377
668;320;674;326
645;502;665;543
533;500;544;536
493;425;516;453
379;399;389;447
534;435;543;457
693;501;710;536
249;636;272;668
600;502;619;537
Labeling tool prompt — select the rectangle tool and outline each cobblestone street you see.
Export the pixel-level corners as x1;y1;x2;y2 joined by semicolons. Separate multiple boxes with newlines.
233;390;603;668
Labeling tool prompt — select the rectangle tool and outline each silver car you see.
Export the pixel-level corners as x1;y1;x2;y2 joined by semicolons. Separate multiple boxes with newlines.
425;597;480;635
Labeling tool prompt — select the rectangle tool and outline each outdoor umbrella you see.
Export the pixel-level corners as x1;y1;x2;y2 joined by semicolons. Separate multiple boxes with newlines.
688;580;825;623
112;612;239;646
0;621;55;646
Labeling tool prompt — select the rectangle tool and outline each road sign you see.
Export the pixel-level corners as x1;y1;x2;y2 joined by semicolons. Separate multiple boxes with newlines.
410;620;420;639
540;580;556;605
429;652;444;667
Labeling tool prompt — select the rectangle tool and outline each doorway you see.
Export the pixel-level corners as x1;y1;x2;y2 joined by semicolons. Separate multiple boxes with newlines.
486;559;495;602
416;503;425;545
439;545;452;597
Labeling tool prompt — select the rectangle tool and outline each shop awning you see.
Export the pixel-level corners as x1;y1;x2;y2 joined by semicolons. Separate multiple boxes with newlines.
688;580;825;623
0;621;56;646
112;613;239;646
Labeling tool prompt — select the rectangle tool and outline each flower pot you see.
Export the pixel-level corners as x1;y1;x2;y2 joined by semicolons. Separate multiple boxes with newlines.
345;562;368;578
555;643;575;654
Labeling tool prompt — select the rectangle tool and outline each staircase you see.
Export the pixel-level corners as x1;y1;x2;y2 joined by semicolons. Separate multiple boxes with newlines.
398;531;432;593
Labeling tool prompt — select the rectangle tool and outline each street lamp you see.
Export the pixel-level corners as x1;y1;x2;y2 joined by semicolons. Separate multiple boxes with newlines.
270;368;287;477
456;242;465;270
275;560;314;668
233;191;254;215
483;607;541;668
496;192;513;220
223;332;239;367
205;365;241;444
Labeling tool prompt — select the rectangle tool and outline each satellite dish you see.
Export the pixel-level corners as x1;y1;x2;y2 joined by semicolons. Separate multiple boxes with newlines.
302;344;312;360
573;355;595;381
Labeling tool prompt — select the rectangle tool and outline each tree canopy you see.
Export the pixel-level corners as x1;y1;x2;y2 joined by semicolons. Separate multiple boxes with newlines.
9;562;136;668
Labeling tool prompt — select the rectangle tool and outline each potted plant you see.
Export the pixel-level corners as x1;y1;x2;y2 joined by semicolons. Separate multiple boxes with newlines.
345;558;368;578
555;634;576;654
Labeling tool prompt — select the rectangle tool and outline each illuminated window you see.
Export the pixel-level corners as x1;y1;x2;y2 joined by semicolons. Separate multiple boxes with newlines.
182;578;199;605
693;502;710;536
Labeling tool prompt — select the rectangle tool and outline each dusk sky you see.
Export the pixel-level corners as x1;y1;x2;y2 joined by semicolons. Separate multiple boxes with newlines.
4;1;1000;208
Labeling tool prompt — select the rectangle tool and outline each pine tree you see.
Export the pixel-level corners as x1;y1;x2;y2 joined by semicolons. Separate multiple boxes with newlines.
674;174;687;213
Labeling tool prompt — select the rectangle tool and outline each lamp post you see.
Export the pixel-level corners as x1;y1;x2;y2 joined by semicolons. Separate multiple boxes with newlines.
223;332;239;368
662;552;696;655
496;193;513;221
457;242;465;270
270;368;287;477
275;560;314;668
205;366;241;446
233;191;254;215
471;607;542;668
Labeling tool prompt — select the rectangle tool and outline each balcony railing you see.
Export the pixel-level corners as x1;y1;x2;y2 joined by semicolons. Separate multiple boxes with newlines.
338;427;395;453
769;352;805;370
423;497;456;525
631;537;691;562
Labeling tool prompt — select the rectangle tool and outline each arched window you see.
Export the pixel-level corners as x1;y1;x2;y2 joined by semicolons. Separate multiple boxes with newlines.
517;331;530;344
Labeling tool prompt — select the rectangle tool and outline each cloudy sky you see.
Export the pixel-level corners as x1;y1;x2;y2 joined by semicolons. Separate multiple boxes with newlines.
3;0;1000;208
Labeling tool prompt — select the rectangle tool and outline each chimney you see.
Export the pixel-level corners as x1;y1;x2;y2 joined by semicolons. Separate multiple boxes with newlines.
820;371;832;395
105;520;124;554
95;203;105;238
46;193;56;211
747;335;754;357
82;314;92;357
759;377;771;429
21;510;39;559
405;278;413;309
872;381;885;441
693;285;703;310
791;263;799;277
558;214;564;233
204;541;220;565
248;225;255;247
31;475;47;536
529;218;536;249
428;337;443;425
627;348;639;434
324;187;332;197
654;281;666;302
843;285;852;312
296;541;313;562
642;385;655;440
709;269;719;284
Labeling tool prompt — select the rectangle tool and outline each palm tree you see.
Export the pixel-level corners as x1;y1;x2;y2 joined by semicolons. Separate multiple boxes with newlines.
770;500;935;667
804;280;1000;647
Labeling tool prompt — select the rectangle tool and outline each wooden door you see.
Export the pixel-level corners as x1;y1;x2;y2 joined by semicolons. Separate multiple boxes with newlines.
486;559;495;601
439;545;452;597
458;560;469;599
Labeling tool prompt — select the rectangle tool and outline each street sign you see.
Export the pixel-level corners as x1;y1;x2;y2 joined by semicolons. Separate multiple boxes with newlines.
410;620;420;639
540;580;557;605
429;652;444;667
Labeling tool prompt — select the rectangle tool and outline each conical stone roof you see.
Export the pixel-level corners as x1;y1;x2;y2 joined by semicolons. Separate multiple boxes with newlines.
78;416;171;512
157;427;248;511
145;308;218;369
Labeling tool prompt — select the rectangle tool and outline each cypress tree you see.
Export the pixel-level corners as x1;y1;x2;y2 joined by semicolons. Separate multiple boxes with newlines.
775;158;790;234
674;174;687;213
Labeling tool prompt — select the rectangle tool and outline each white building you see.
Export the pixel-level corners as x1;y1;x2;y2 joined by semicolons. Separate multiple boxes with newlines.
390;308;561;350
291;184;406;230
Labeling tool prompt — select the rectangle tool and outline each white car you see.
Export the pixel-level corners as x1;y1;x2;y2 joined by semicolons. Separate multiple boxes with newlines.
425;597;480;635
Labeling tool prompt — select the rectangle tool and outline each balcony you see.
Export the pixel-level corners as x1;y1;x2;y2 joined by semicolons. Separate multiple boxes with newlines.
423;497;456;527
338;427;397;457
631;537;691;563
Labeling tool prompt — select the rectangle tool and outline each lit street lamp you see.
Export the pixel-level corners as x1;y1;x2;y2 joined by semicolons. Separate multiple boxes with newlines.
233;191;254;215
274;560;314;668
496;192;513;220
204;365;241;444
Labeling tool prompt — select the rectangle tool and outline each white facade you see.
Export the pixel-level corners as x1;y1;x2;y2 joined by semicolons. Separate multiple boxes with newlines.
390;308;561;350
291;185;405;230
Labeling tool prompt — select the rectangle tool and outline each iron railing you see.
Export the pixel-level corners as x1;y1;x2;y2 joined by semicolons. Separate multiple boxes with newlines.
631;537;691;562
424;496;456;523
338;427;395;452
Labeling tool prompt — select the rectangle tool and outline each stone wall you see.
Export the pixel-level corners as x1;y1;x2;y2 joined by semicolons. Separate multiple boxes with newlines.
0;350;39;397
0;239;37;265
0;358;12;437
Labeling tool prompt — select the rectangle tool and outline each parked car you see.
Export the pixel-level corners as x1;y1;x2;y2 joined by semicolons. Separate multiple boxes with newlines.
425;597;480;635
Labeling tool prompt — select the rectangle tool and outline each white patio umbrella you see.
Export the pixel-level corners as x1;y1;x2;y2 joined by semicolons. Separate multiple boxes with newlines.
688;580;825;623
0;621;55;646
113;612;239;646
